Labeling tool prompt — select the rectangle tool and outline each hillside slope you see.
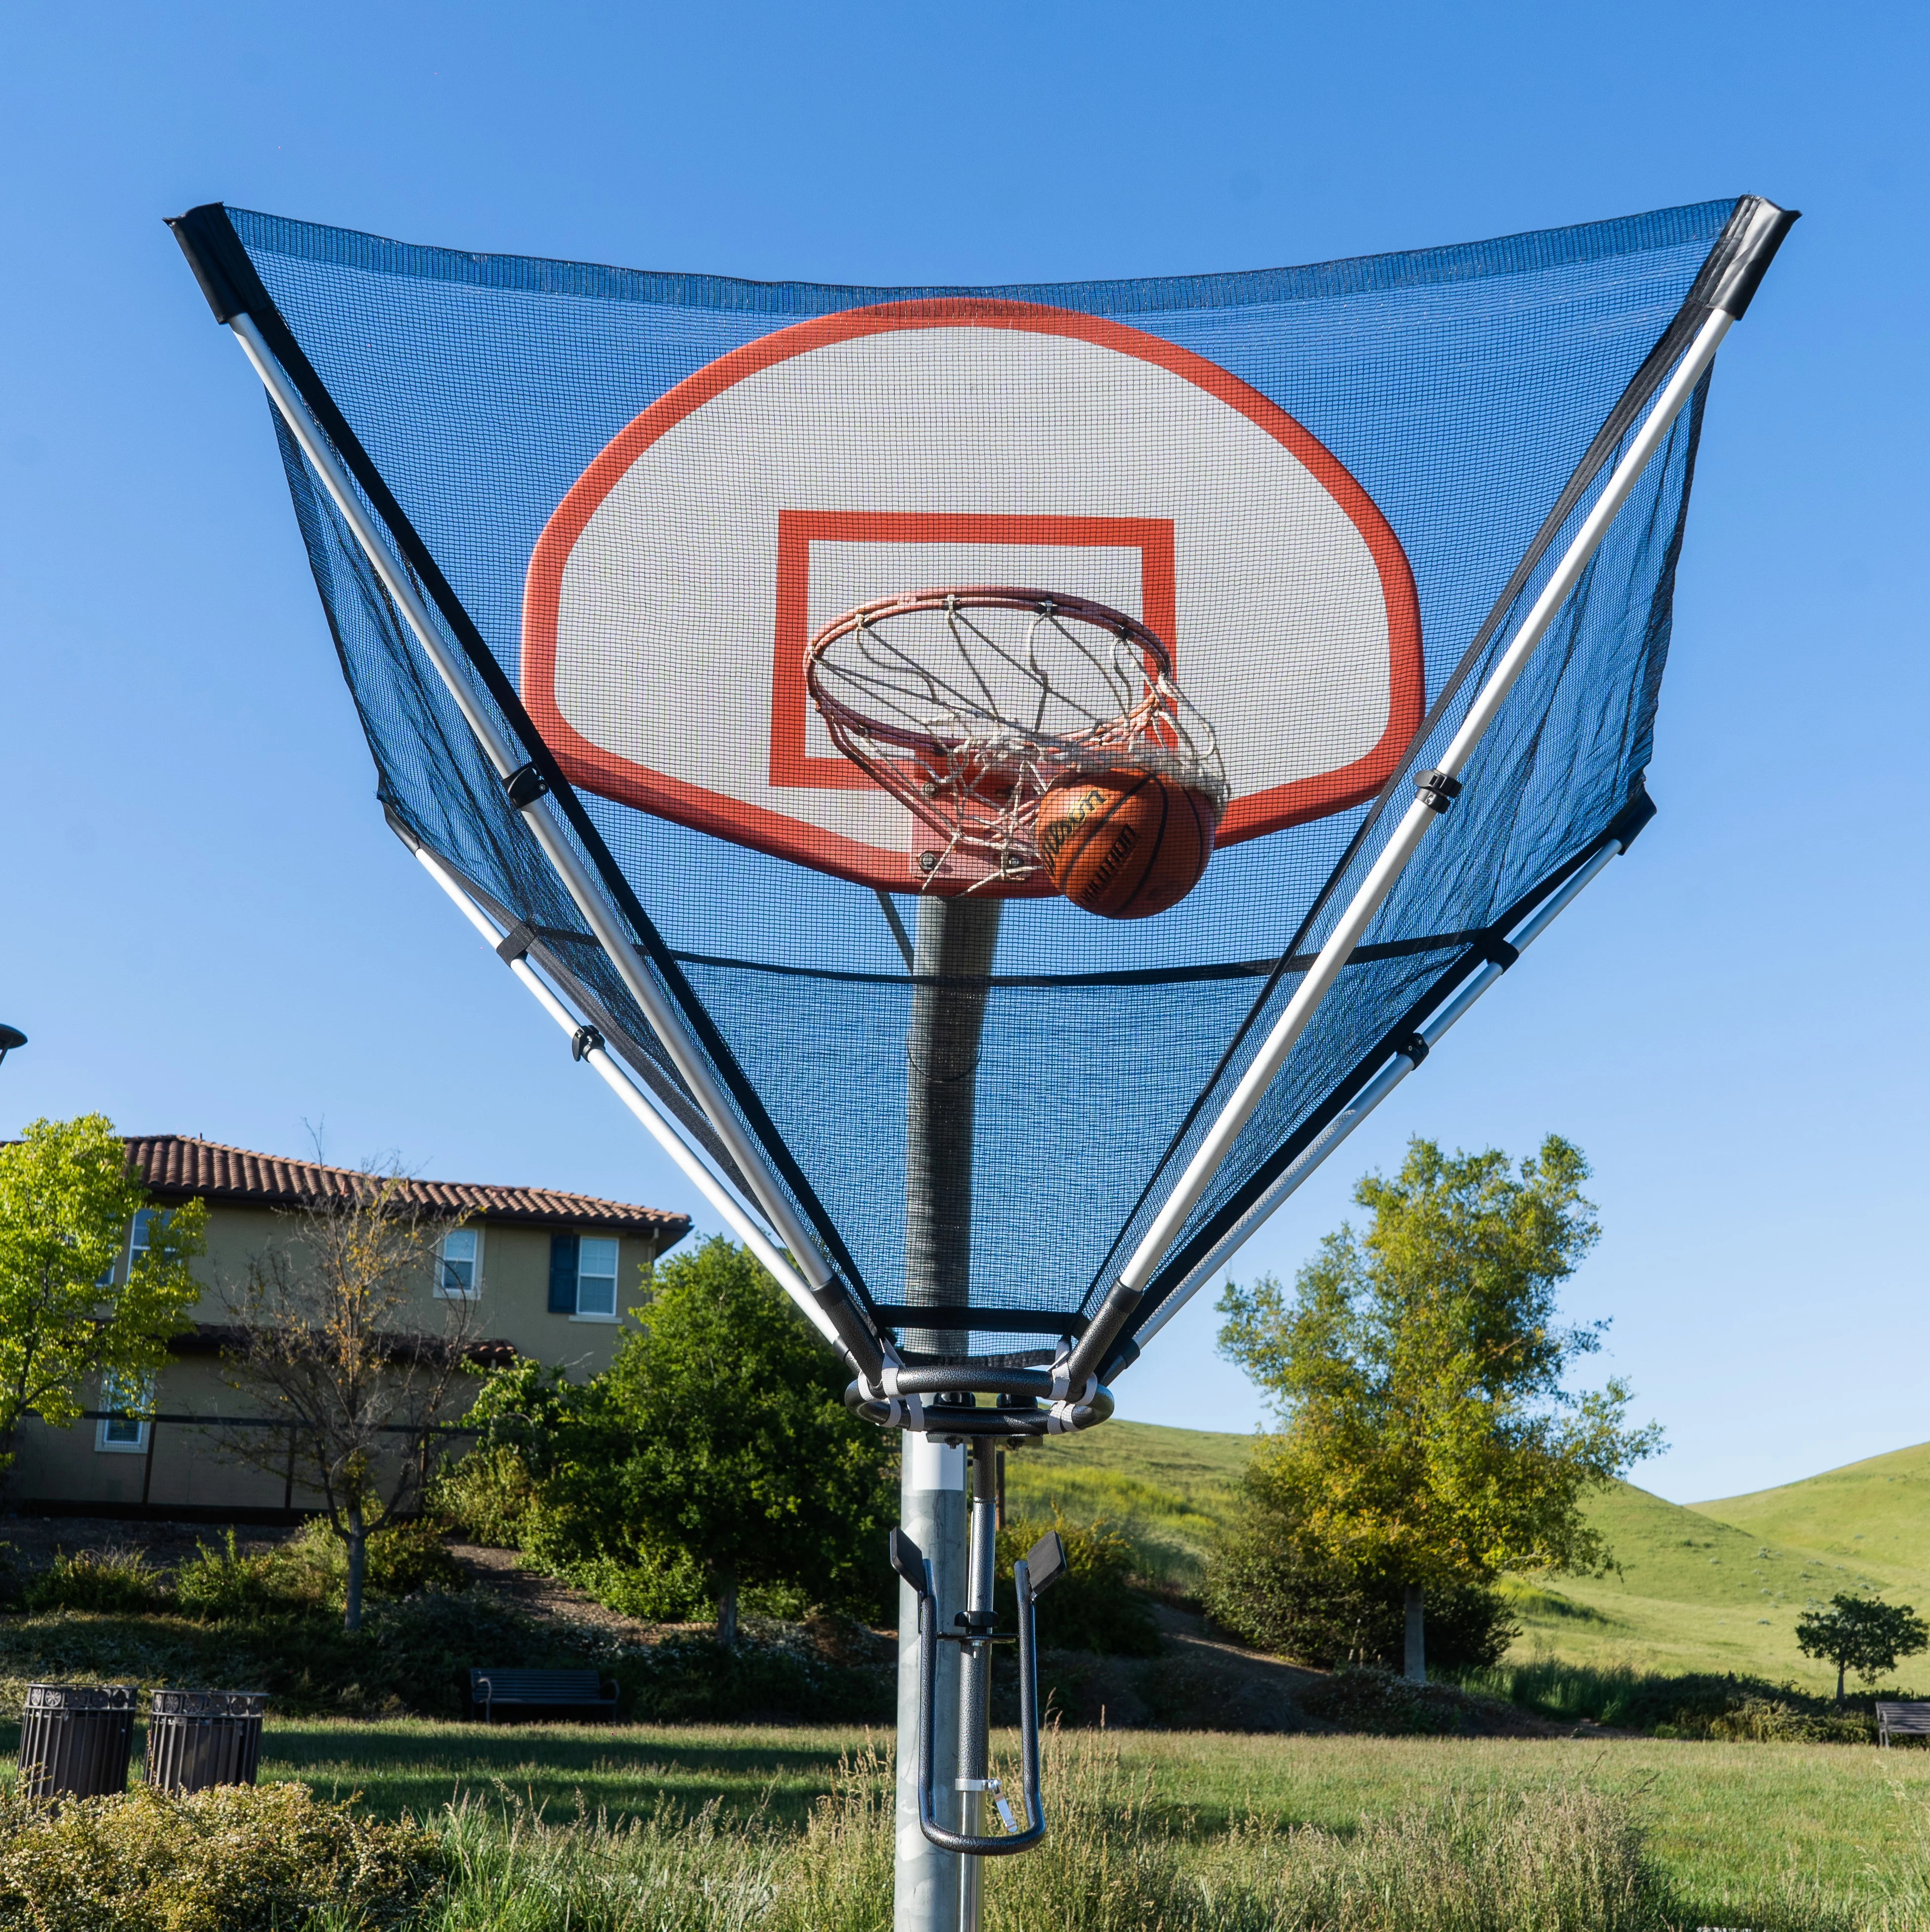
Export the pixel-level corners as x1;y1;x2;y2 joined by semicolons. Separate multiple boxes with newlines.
1001;1420;1250;1590
1003;1422;1930;1691
1695;1441;1930;1583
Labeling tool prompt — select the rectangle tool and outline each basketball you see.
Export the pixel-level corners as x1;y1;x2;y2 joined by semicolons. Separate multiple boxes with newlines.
1036;768;1219;919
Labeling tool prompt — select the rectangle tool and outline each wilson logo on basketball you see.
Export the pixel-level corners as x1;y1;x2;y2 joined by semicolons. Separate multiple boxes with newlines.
1036;768;1221;920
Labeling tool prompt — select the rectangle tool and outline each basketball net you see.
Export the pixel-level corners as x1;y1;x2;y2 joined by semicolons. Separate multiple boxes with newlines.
804;587;1228;890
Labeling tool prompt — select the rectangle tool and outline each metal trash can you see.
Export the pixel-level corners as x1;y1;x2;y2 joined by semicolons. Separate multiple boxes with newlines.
17;1683;136;1800
144;1689;268;1795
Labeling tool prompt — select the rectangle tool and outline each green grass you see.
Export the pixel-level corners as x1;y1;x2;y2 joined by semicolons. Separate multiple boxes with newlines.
1698;1440;1930;1582
1492;1470;1925;1692
233;1719;1930;1927
12;1732;1769;1932
255;1716;867;1828
1007;1422;1930;1690
1002;1419;1251;1590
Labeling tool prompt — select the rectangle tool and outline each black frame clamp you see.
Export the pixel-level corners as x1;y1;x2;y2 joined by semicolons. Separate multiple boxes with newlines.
570;1025;604;1063
1413;769;1463;813
505;762;550;809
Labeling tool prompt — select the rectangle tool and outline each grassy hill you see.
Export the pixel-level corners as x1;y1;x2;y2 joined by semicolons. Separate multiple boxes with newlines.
1001;1419;1251;1590
1008;1421;1930;1692
1696;1440;1930;1578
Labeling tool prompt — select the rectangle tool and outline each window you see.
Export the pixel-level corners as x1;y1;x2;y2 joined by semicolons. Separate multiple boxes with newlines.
549;1232;621;1320
575;1238;618;1318
96;1207;158;1289
437;1227;481;1298
96;1370;154;1454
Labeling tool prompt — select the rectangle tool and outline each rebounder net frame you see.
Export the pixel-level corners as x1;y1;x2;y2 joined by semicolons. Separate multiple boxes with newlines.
168;194;1793;1412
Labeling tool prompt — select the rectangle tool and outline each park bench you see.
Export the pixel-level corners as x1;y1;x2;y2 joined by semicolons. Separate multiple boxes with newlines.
468;1668;618;1725
1876;1702;1930;1747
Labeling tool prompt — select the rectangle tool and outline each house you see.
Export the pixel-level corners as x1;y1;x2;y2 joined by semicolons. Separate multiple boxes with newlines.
10;1136;690;1520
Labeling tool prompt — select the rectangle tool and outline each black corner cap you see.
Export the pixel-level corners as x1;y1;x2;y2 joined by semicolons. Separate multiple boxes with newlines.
165;203;263;324
1690;197;1799;320
379;799;421;851
889;1528;928;1594
1606;783;1659;852
1024;1530;1067;1601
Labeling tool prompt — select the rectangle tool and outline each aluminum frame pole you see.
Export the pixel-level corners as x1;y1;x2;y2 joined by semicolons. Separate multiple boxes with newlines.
1129;834;1625;1354
1111;304;1735;1310
411;841;845;1348
225;313;838;1301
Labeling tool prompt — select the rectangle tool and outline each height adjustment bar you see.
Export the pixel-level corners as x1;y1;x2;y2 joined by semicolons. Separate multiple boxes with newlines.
891;1518;1062;1856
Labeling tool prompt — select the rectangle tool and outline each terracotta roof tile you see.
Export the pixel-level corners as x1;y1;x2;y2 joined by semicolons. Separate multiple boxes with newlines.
123;1136;691;1242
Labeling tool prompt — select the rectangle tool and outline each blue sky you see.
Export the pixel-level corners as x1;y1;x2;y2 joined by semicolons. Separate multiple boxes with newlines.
3;1;1923;1505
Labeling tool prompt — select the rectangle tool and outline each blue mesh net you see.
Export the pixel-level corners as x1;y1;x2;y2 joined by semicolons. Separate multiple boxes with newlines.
192;197;1745;1369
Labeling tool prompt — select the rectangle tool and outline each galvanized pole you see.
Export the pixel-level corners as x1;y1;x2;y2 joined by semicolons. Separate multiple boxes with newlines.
896;896;1000;1932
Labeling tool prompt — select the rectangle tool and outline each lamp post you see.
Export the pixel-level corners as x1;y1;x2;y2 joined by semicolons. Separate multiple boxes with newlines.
0;1026;24;1069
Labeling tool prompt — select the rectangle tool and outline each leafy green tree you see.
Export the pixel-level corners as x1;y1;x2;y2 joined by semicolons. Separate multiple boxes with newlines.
1796;1592;1930;1705
0;1115;204;1480
456;1238;895;1644
1216;1135;1659;1683
605;1238;895;1643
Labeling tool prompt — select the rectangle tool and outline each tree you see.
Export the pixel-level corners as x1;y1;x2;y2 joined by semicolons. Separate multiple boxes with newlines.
1204;1466;1518;1671
0;1115;203;1482
1796;1593;1930;1705
605;1237;896;1644
218;1169;474;1631
460;1237;895;1645
1217;1135;1660;1683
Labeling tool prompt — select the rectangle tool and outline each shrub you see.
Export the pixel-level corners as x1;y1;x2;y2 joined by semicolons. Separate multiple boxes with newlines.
1204;1509;1517;1672
173;1531;293;1622
0;1779;439;1932
22;1548;170;1616
618;1625;893;1723
431;1441;538;1550
996;1515;1162;1657
274;1514;470;1604
1297;1664;1514;1736
558;1543;711;1623
1458;1655;1895;1742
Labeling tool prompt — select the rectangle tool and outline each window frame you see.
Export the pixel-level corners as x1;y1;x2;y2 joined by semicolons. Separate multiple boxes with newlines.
95;1369;155;1455
571;1235;620;1322
435;1225;483;1300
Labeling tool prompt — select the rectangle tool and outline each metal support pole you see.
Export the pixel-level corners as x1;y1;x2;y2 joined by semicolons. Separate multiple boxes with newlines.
1113;304;1736;1306
957;1442;999;1931
897;895;1000;1932
904;898;1001;1354
898;1436;965;1931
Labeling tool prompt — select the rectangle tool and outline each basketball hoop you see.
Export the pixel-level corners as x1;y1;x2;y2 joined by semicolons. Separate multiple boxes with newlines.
803;587;1228;889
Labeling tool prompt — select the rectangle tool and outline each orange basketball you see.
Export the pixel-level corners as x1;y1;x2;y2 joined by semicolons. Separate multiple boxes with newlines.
1036;768;1219;919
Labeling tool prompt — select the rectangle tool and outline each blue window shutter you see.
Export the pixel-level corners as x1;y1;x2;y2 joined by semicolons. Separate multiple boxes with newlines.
548;1233;579;1313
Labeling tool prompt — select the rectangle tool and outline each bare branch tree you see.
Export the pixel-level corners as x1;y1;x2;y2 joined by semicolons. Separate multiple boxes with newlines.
217;1167;478;1630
